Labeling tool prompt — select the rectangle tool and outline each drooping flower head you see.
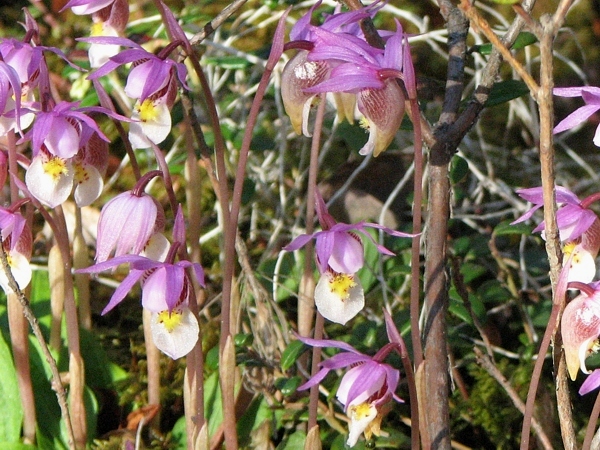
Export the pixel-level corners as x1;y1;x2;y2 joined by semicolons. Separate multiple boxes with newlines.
87;37;188;148
21;101;125;208
513;186;600;283
78;207;205;359
297;313;404;447
284;190;415;324
282;2;415;156
281;2;372;136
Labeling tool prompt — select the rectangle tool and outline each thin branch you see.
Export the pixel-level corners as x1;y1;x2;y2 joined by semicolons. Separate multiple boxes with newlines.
459;0;539;98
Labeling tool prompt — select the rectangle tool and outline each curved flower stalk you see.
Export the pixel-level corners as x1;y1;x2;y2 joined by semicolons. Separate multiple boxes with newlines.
297;316;404;447
78;208;205;359
513;186;600;283
86;37;188;148
282;2;414;156
554;86;600;146
0;205;32;294
284;191;415;324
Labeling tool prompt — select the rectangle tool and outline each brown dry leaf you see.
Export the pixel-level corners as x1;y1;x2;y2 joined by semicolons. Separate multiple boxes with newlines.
125;404;160;431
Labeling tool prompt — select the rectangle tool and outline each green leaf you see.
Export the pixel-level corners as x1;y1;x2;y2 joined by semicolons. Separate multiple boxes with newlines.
449;287;487;325
460;262;487;284
485;80;530;107
238;396;273;445
204;371;223;438
274;376;302;396
27;337;69;450
472;32;537;55
493;220;532;236
276;430;306;449
0;333;22;443
235;333;254;347
357;228;380;292
80;327;122;389
477;280;512;303
170;416;187;450
512;32;538;50
450;155;469;184
281;339;306;371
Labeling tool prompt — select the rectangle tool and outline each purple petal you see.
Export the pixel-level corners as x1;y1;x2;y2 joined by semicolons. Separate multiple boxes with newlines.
580;370;600;395
102;269;145;314
581;87;600;105
342;363;386;407
328;231;364;274
319;352;371;370
77;254;157;273
177;260;206;287
142;265;184;312
297;366;330;391
289;0;321;41
515;186;544;204
554;104;600;134
283;233;314;252
305;64;382;94
553;86;586;97
557;206;597;241
315;231;335;273
295;334;362;354
555;186;581;204
382;23;403;72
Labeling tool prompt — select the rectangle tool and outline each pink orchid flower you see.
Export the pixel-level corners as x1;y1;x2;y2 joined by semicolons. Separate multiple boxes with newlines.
21;102;125;207
297;311;403;447
513;186;600;283
281;1;373;137
86;37;188;148
78;207;204;359
282;1;415;156
284;191;415;324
